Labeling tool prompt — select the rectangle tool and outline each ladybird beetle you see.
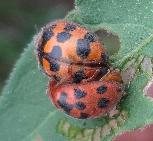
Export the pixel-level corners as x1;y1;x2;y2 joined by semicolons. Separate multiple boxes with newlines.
35;20;109;83
48;70;123;119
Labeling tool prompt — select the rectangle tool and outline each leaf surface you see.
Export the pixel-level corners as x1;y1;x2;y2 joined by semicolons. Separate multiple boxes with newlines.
1;0;153;141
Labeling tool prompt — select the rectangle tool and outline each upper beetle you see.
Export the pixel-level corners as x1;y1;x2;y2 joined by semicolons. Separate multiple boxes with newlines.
35;20;109;83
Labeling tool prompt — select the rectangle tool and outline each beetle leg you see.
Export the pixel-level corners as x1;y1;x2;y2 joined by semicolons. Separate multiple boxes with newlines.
82;69;101;83
100;68;123;83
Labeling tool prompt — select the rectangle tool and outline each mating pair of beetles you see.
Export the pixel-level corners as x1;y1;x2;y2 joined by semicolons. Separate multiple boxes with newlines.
35;20;123;119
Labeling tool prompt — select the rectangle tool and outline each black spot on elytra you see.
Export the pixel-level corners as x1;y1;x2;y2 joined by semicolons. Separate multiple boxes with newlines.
74;88;87;99
50;61;60;72
37;28;54;60
101;52;109;63
37;24;56;66
84;32;97;43
57;92;73;114
96;85;107;94
72;70;86;83
57;32;71;42
43;52;60;72
48;45;62;59
98;98;109;108
75;102;86;110
42;28;54;43
79;113;89;119
57;101;73;114
76;39;90;58
64;23;76;32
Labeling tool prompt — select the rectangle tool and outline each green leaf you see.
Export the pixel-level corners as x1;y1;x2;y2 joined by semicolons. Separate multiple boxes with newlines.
87;23;153;69
1;0;153;141
73;0;153;28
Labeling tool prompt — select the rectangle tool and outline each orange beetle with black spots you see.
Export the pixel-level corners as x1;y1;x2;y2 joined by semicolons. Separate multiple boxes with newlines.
48;70;123;119
35;20;109;83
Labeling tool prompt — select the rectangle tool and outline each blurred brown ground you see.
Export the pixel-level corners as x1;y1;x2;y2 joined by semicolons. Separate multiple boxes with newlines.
0;0;153;140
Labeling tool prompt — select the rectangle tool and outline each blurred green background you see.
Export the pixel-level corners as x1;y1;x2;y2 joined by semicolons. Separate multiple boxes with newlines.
0;0;73;93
